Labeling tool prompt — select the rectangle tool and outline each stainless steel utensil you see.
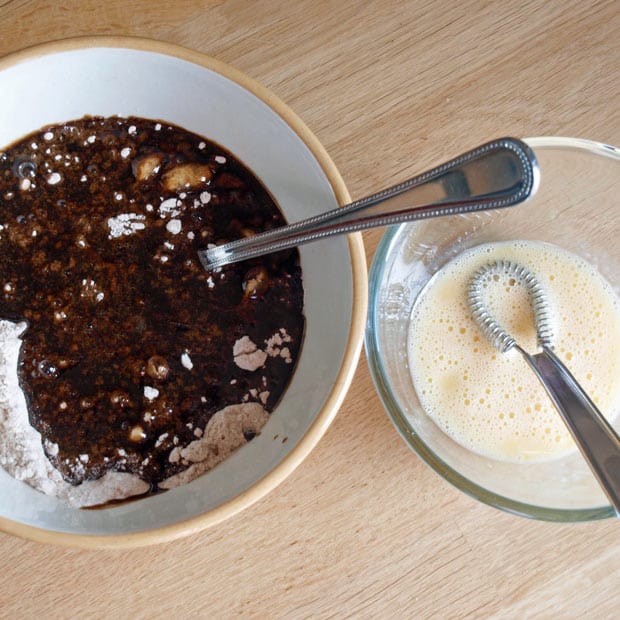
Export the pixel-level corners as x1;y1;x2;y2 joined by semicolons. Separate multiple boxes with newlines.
200;137;539;269
469;259;620;517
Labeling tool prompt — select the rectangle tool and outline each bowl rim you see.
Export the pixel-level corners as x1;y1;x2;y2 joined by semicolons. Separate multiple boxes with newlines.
0;35;368;548
365;136;617;522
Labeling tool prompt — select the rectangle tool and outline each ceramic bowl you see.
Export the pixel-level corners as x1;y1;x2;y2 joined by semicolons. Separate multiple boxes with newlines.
366;137;620;521
0;37;367;546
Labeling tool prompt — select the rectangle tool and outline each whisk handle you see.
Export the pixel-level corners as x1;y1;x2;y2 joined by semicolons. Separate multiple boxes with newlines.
519;345;620;516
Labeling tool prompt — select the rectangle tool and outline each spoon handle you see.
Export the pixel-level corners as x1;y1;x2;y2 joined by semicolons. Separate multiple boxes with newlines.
199;136;539;269
520;345;620;516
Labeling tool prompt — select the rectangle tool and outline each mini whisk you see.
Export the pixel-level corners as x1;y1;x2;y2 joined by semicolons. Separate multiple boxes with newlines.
468;259;620;516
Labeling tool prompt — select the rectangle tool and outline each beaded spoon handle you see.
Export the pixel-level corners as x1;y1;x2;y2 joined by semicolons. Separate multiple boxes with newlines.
469;260;620;517
199;137;539;269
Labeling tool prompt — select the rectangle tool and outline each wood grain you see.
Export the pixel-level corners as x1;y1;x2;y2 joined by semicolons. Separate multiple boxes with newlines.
1;0;619;617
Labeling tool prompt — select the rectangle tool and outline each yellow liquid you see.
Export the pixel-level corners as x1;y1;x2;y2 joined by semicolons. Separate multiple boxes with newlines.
407;240;620;462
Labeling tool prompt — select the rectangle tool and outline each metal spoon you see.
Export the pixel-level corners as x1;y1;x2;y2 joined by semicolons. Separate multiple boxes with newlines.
469;260;620;517
199;137;539;269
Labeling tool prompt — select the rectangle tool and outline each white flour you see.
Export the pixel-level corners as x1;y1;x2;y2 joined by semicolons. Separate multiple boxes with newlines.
0;320;269;508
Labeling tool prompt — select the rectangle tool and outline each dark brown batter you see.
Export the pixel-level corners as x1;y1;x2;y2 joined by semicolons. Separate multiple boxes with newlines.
0;116;304;490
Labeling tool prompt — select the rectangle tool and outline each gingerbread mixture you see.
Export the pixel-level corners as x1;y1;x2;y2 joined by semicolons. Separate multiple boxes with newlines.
0;116;304;504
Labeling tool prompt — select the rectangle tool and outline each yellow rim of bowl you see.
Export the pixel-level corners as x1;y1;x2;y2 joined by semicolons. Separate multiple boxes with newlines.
0;35;368;548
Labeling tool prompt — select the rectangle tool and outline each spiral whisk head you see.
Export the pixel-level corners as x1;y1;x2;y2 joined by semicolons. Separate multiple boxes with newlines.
468;259;553;354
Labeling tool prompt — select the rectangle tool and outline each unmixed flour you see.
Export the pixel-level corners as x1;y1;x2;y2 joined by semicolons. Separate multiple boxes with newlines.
0;320;270;507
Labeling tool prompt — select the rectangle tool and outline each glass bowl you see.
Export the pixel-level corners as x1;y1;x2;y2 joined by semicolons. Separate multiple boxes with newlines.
365;137;620;521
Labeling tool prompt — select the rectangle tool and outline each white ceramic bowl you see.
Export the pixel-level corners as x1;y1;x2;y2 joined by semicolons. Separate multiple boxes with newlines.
0;37;367;546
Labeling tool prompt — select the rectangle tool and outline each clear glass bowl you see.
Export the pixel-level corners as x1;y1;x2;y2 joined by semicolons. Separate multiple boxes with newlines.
365;137;620;521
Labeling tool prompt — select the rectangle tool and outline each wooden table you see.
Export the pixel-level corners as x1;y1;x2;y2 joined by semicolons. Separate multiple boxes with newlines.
1;1;618;617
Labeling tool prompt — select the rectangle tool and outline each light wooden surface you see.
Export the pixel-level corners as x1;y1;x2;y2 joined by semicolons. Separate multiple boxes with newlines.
1;0;619;617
